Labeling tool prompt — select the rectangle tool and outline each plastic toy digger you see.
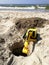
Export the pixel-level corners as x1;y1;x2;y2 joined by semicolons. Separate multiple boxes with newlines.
22;28;37;55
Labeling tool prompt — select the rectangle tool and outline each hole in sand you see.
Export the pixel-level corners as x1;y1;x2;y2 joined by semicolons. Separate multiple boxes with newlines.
9;40;27;57
0;38;5;43
9;17;48;57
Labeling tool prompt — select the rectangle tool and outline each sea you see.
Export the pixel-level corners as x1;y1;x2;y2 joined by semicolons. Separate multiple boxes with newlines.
0;4;49;12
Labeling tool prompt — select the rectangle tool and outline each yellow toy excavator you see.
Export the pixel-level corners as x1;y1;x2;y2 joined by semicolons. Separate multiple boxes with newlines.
22;28;37;55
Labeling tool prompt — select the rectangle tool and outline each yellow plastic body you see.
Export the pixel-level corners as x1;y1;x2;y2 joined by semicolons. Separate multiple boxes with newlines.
26;28;37;38
24;40;28;47
26;28;37;42
22;47;28;54
22;40;28;54
22;28;37;54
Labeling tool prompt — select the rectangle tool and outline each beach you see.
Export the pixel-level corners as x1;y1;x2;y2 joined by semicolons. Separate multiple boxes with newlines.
0;9;49;65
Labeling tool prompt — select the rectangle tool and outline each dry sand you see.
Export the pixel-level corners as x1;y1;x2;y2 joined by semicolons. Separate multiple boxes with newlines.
0;11;49;65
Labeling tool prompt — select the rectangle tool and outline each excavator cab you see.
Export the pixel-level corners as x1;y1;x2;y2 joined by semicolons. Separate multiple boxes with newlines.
22;28;37;54
23;28;37;42
27;28;37;42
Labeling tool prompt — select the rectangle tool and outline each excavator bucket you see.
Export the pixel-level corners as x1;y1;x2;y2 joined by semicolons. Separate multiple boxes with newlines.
22;47;28;54
22;40;29;54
